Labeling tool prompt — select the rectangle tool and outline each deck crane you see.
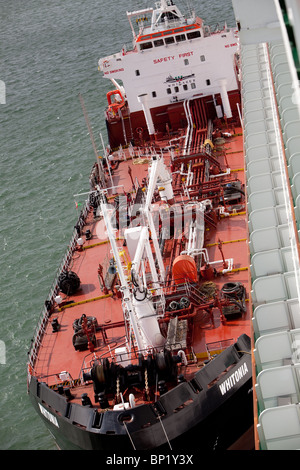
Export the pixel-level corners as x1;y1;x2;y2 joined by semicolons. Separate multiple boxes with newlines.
100;154;174;353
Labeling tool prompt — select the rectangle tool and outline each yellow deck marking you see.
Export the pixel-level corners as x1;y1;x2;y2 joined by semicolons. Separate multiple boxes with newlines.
229;267;249;272
58;293;113;311
82;238;121;250
82;239;110;249
206;238;247;247
220;211;246;217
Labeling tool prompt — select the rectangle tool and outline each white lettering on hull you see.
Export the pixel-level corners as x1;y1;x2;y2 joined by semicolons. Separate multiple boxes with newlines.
38;403;59;428
219;362;249;396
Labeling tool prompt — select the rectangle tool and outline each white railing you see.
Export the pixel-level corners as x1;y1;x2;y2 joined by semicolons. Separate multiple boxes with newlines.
27;197;91;369
264;42;300;304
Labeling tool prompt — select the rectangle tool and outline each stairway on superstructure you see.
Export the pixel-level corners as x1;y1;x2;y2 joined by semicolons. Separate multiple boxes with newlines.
189;97;208;154
173;97;210;192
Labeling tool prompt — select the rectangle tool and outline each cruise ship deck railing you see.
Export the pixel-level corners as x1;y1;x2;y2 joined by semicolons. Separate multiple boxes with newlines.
242;41;300;449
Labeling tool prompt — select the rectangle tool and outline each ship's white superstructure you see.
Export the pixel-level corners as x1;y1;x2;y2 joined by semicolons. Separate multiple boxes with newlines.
98;0;239;132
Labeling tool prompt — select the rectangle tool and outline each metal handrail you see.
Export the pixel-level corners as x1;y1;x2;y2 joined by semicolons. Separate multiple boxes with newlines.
28;197;91;368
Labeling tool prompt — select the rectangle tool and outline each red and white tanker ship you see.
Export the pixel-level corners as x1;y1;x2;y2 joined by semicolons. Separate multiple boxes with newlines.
27;0;254;452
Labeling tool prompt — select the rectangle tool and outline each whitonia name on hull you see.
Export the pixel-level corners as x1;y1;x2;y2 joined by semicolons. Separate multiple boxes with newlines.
219;362;249;396
38;403;59;428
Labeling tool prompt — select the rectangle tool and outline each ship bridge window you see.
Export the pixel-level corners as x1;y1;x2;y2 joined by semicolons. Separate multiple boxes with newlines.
166;88;172;94
154;39;164;47
200;55;206;62
140;41;153;50
184;59;189;65
165;36;175;45
187;31;201;40
152;91;157;97
191;82;196;89
175;34;186;43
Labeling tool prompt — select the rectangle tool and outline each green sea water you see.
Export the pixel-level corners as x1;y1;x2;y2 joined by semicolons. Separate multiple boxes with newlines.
0;0;236;450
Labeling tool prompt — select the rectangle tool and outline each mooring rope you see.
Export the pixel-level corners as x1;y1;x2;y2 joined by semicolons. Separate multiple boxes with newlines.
158;415;172;451
123;421;136;450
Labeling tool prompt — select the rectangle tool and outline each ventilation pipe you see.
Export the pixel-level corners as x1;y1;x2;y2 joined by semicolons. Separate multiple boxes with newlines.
218;79;232;118
138;93;155;137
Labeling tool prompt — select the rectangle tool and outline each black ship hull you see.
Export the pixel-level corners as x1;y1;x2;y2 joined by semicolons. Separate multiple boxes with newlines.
28;335;253;451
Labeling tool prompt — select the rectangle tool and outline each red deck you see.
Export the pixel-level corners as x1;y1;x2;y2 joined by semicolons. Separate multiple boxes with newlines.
31;122;251;410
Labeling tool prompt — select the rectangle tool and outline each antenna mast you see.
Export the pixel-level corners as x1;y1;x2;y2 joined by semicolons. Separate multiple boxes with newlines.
79;93;106;188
